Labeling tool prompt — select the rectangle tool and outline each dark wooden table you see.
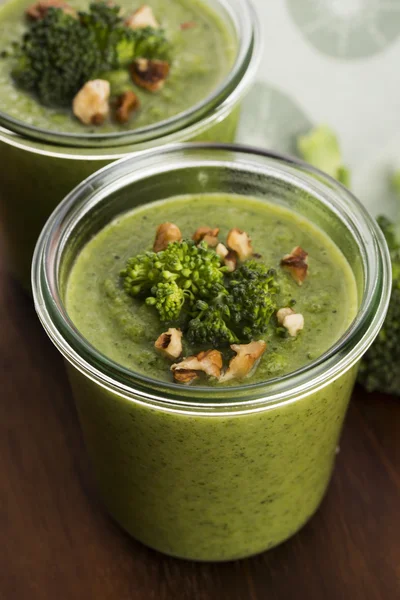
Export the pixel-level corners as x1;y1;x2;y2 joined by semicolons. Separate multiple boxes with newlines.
1;236;400;600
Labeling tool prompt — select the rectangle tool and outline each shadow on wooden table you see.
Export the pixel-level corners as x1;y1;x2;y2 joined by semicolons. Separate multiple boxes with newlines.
1;256;399;600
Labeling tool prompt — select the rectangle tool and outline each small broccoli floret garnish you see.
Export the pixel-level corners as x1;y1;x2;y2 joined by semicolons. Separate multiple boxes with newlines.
358;174;400;395
120;240;226;322
186;261;278;346
120;250;159;295
9;2;170;108
146;281;185;322
160;240;225;297
120;235;278;346
227;261;278;339
118;224;293;384
187;298;239;346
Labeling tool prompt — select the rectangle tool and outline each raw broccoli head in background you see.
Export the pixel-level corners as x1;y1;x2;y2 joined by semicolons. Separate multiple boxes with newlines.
296;126;400;395
226;261;278;339
9;2;170;107
297;124;351;187
358;173;400;396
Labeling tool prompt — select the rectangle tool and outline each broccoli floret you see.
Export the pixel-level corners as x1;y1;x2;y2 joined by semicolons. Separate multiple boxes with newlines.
297;125;350;187
187;261;278;346
120;240;226;322
227;261;278;338
120;251;160;295
160;240;226;297
146;281;185;322
133;26;171;61
358;174;400;395
121;241;278;344
187;294;239;347
11;8;92;107
9;2;170;107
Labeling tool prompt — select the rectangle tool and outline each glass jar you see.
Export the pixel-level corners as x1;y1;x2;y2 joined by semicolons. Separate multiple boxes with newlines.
0;0;260;290
32;144;391;561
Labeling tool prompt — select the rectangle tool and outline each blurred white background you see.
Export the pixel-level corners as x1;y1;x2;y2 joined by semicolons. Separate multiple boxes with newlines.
238;0;400;217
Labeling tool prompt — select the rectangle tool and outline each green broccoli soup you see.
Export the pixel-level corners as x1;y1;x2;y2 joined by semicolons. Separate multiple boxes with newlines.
65;193;358;387
0;0;235;133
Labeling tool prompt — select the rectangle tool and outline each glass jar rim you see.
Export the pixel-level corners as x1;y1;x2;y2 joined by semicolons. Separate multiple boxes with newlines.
0;89;242;160
0;0;260;149
32;143;392;414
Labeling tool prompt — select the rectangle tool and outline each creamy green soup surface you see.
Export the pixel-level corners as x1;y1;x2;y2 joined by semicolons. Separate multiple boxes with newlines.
65;193;358;387
0;0;235;133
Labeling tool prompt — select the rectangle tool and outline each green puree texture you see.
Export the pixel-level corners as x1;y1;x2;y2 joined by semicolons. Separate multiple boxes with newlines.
0;0;235;133
66;193;358;386
68;363;357;560
65;193;359;560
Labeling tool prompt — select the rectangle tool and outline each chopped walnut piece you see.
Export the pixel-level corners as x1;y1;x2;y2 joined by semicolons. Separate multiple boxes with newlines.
203;234;219;247
125;5;159;29
276;307;295;325
180;21;196;30
277;307;304;337
226;228;253;262
173;369;199;384
131;59;170;92
209;240;236;269
215;243;229;260
154;328;182;360
283;313;304;337
153;222;182;252
171;349;223;382
280;246;309;285
192;226;220;247
26;0;76;20
72;80;110;125
219;341;267;383
224;250;237;273
115;91;140;123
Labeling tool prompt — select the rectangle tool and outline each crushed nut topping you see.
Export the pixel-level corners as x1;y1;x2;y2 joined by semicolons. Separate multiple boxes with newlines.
219;341;267;382
72;80;110;125
154;328;183;360
125;5;159;29
173;369;199;384
282;313;304;337
153;222;182;252
215;243;229;260
131;58;170;92
180;21;196;30
171;349;223;382
192;226;220;247
115;90;140;123
226;228;253;262
277;307;304;337
280;246;309;285
26;0;76;20
224;250;237;272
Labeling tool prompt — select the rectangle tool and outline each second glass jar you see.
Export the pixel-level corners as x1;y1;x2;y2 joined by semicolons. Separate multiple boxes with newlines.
0;0;260;289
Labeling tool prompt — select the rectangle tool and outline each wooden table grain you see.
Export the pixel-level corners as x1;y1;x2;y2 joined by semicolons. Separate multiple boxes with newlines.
1;235;400;600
